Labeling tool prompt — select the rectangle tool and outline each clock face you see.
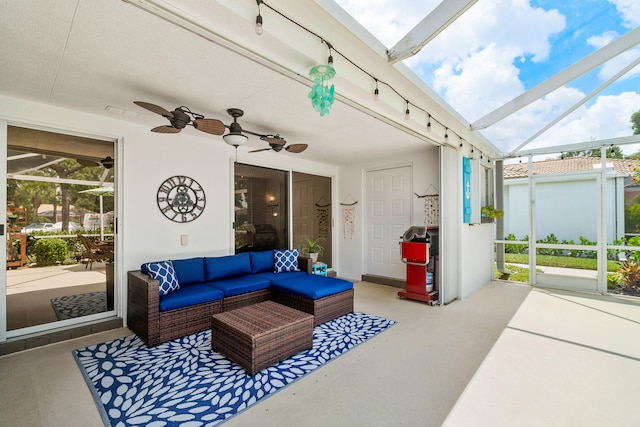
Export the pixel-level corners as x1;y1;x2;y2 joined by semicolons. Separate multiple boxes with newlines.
157;175;206;223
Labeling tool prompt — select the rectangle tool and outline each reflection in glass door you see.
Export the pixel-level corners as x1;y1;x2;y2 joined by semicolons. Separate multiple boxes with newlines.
234;163;289;253
5;126;115;335
292;172;332;268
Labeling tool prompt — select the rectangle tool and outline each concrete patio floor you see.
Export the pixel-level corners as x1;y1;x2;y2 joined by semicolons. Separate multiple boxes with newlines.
1;279;639;426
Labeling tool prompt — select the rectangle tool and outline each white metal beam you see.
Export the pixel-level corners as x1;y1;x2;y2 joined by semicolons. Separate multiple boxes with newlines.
510;55;640;156
472;25;640;130
387;0;478;64
513;135;640;157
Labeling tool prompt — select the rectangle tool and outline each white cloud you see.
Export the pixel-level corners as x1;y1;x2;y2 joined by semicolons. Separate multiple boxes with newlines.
588;31;640;82
609;0;640;27
412;0;565;121
334;0;638;155
432;44;525;120
491;91;640;154
334;0;441;47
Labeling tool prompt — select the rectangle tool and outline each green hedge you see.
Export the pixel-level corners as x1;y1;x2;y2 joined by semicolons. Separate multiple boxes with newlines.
34;238;67;266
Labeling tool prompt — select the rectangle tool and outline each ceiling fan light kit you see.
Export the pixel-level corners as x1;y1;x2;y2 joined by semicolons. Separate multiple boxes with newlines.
223;108;249;147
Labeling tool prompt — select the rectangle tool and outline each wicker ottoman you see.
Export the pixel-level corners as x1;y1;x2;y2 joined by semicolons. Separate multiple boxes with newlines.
210;301;314;375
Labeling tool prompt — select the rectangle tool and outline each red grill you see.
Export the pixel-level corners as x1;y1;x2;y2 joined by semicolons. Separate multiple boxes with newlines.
398;226;438;304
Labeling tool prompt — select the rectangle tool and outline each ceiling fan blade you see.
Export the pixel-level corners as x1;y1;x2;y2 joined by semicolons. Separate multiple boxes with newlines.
151;125;181;134
134;101;173;117
249;148;272;153
285;144;308;153
193;118;225;135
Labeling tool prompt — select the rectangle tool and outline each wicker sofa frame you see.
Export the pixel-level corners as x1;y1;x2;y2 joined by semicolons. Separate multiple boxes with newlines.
127;257;354;347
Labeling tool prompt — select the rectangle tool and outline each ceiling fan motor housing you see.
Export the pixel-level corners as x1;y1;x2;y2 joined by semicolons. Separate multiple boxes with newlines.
169;108;191;129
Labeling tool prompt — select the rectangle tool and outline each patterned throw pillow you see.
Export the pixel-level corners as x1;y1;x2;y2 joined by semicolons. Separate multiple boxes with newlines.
274;249;299;273
144;261;180;296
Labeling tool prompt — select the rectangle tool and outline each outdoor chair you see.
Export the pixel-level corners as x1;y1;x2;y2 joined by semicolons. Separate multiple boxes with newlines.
77;234;114;269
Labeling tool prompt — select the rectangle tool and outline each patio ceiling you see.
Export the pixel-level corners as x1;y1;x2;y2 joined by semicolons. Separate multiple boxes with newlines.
0;0;504;166
1;1;637;162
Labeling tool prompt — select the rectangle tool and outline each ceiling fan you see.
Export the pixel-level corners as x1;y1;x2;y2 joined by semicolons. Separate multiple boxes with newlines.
133;101;225;135
134;102;307;154
249;135;308;154
224;108;307;154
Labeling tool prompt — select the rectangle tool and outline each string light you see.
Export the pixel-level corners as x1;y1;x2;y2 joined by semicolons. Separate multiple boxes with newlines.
327;43;334;66
255;0;263;35
255;0;470;143
444;128;449;139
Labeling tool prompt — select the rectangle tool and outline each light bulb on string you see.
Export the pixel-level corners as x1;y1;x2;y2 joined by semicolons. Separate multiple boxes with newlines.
255;0;263;35
405;100;410;120
427;114;432;131
374;79;379;101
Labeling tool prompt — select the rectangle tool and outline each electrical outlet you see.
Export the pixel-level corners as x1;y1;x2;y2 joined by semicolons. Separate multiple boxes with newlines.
181;234;188;246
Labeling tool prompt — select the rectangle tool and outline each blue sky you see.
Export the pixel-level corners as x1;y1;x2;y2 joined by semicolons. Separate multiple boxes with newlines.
334;0;640;154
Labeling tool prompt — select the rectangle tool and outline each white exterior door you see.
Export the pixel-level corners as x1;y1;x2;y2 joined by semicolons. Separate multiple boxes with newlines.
365;166;412;279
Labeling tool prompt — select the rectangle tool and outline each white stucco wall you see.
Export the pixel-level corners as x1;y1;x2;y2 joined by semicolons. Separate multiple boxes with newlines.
1;95;498;333
505;174;625;244
336;150;440;282
0;95;337;321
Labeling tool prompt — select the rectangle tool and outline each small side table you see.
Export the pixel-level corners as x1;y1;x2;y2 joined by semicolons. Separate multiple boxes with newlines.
312;262;327;276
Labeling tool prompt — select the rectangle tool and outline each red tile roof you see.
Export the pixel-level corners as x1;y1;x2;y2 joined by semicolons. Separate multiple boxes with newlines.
504;157;636;179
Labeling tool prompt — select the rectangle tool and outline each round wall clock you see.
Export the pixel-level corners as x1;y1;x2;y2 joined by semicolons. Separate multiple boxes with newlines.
156;175;206;223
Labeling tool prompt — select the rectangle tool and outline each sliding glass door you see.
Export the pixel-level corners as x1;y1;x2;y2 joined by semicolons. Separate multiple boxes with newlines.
234;163;289;253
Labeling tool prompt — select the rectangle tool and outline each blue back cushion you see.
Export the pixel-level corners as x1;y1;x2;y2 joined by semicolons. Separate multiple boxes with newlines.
172;257;205;285
204;253;251;281
250;250;274;273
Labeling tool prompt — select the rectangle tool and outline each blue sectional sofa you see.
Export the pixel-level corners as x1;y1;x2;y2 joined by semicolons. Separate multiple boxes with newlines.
127;250;354;347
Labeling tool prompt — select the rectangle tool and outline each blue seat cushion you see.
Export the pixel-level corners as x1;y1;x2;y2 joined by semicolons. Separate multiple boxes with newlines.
250;250;274;273
271;274;353;300
171;257;205;285
159;283;224;312
206;275;272;297
254;270;307;282
204;253;251;281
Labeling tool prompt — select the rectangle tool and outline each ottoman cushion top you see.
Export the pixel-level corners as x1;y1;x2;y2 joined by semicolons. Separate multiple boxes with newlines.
270;274;353;300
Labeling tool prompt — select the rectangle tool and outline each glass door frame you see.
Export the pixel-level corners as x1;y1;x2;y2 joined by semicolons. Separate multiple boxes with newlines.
529;171;602;292
2;121;119;342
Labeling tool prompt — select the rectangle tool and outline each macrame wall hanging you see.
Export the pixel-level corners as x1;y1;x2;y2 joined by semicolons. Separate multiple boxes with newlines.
315;196;330;240
340;194;358;239
415;184;440;227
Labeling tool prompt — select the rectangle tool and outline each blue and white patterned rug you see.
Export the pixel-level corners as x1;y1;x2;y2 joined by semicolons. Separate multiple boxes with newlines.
74;311;395;426
51;291;107;320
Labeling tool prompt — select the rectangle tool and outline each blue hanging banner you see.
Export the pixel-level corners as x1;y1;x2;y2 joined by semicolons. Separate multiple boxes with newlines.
462;157;471;223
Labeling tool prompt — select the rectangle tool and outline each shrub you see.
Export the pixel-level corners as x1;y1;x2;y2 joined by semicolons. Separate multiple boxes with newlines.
504;234;519;254
616;261;640;288
34;238;67;266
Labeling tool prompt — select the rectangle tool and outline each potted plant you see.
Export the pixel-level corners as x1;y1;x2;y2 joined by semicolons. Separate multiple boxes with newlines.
481;205;504;222
305;237;324;263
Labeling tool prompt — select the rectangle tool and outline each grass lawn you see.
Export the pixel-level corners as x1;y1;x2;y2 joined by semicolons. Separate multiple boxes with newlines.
504;253;620;272
496;254;622;283
494;264;539;282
